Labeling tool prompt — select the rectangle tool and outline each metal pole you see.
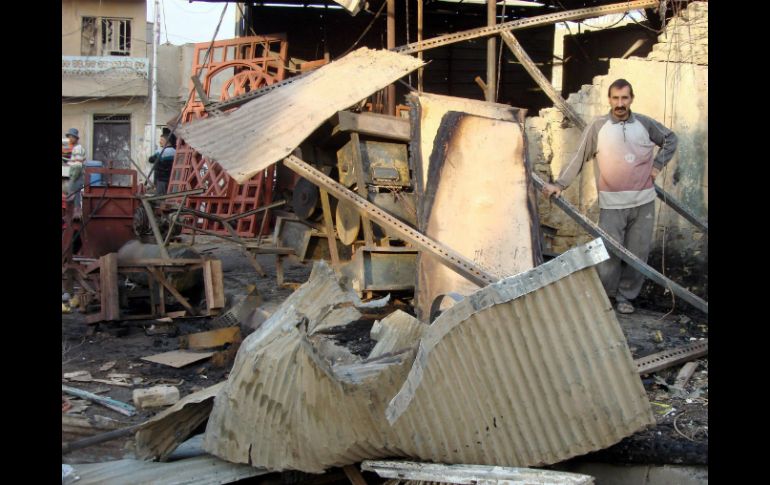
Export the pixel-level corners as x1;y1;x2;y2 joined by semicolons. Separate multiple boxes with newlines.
418;0;423;92
486;0;496;102
150;0;160;166
387;0;396;115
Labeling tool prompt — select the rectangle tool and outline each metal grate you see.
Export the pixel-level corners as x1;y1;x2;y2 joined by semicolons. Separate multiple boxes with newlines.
94;114;131;123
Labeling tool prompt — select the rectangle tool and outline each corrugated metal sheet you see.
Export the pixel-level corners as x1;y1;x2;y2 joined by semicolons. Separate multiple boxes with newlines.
202;240;653;473
69;455;266;485
387;239;655;466
177;47;424;183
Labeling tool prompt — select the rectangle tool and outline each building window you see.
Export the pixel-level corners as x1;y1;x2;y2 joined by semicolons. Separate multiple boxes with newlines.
101;18;132;56
80;16;132;56
81;17;97;56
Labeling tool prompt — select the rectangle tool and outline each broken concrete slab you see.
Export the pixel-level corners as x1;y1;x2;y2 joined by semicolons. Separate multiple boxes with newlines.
202;240;653;473
177;47;424;183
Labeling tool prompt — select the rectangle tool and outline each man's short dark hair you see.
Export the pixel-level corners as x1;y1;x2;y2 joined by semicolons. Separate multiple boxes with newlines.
608;78;634;97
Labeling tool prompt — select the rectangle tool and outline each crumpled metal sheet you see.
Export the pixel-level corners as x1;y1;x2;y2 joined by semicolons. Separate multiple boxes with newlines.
135;382;225;461
69;455;266;485
386;239;655;466
202;261;425;472
203;240;653;472
176;48;424;183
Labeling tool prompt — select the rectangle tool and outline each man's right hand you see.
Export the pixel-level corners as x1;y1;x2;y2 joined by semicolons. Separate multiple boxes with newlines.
542;182;562;199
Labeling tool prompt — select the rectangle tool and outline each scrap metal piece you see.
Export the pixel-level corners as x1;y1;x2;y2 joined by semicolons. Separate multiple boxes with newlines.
394;1;658;55
342;247;418;292
362;460;594;485
203;240;653;472
411;102;542;320
68;455;266;485
282;155;498;287
177;48;424;183
384;239;654;466
635;340;708;375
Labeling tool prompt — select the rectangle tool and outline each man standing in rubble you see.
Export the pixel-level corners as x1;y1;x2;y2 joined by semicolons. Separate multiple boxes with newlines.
541;79;678;314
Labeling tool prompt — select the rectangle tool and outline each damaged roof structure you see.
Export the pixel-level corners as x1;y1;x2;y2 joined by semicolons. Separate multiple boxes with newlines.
62;1;707;484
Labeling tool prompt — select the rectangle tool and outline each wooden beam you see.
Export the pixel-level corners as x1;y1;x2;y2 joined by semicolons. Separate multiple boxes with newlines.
335;111;410;142
203;259;226;313
139;198;171;260
99;253;120;321
148;267;197;316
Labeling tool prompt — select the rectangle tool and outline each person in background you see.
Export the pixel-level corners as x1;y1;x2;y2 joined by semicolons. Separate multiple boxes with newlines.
64;128;87;214
148;129;177;195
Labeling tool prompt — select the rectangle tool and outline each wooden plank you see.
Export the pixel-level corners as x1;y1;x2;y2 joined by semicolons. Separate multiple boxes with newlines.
180;327;241;350
319;188;341;269
203;260;226;311
531;173;708;314
148;268;197;316
141;350;215;368
336;111;411;141
118;258;203;267
100;253;120;321
140;198;171;260
343;465;368;485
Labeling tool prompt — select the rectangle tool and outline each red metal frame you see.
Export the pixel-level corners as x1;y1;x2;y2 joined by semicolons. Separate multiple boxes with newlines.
168;35;290;238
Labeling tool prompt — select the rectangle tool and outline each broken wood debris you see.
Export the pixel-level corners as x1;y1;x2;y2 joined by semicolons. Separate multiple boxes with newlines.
62;385;136;417
141;350;215;368
179;327;241;350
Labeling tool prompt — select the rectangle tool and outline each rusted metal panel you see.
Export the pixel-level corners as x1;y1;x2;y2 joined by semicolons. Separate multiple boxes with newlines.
202;240;653;473
79;168;138;259
177;48;424;184
344;247;418;292
410;100;542;321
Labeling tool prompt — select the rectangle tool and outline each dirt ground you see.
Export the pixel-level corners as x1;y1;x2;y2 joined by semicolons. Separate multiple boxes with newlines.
62;236;708;471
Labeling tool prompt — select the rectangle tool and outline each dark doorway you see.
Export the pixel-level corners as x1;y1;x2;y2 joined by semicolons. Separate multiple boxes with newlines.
93;114;132;185
93;114;131;168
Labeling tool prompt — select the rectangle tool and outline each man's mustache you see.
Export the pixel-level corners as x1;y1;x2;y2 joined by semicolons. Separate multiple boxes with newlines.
614;107;626;111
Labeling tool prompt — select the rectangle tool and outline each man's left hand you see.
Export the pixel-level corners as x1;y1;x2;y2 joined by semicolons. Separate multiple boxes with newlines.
650;167;660;181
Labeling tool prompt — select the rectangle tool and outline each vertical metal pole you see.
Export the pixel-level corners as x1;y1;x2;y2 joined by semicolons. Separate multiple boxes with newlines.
417;0;424;92
150;0;160;159
486;0;496;102
387;0;396;115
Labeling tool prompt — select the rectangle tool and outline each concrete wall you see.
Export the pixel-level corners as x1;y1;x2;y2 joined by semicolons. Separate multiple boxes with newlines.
526;2;708;298
62;0;147;57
